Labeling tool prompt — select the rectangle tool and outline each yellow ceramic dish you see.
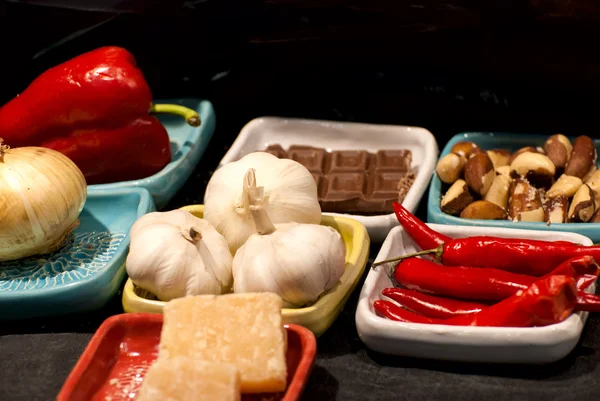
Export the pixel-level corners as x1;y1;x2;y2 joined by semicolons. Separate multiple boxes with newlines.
121;204;370;337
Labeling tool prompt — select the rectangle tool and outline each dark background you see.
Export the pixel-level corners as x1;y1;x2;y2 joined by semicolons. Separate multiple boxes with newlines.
1;1;600;400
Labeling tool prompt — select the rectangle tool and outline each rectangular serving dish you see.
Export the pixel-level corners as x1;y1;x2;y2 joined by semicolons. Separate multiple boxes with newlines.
88;98;216;210
219;117;439;243
355;224;595;364
0;187;155;320
427;132;600;242
121;204;370;337
56;313;317;401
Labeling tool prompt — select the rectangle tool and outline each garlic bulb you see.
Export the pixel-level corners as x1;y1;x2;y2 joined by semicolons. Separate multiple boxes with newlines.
204;152;321;253
0;139;87;261
232;170;345;307
126;210;233;301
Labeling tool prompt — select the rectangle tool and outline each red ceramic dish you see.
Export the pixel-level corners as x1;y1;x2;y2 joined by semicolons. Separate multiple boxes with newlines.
57;313;317;401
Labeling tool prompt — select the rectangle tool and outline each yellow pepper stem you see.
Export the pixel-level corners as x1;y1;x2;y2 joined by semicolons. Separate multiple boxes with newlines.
0;138;9;163
149;104;201;127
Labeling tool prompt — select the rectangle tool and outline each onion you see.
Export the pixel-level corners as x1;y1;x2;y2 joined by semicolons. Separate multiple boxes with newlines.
0;139;87;261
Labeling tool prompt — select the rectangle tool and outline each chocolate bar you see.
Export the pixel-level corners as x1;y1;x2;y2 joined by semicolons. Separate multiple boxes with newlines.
264;145;416;214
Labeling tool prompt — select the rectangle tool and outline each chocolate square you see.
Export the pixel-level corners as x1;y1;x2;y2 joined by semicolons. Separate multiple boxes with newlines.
288;146;326;173
328;150;369;173
375;150;412;172
323;173;367;200
264;144;287;158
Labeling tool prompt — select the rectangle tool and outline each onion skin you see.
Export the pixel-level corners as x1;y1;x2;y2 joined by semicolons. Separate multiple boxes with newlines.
0;143;87;261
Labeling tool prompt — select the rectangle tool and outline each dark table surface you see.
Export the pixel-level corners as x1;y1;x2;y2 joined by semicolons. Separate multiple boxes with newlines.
3;2;600;400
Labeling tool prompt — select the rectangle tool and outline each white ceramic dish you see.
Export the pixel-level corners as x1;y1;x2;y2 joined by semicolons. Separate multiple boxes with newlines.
218;117;439;243
355;224;595;364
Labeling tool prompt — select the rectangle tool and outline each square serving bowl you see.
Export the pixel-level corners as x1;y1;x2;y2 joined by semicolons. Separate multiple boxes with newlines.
121;204;370;337
218;117;439;243
0;187;155;320
88;98;216;209
355;224;595;364
57;313;317;401
427;132;600;242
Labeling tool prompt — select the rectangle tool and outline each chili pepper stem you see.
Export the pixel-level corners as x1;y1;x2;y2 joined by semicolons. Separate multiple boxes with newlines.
0;138;9;163
371;246;442;269
149;104;201;127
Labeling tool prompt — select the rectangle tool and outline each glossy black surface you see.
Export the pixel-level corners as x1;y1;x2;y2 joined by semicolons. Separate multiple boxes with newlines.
1;1;600;400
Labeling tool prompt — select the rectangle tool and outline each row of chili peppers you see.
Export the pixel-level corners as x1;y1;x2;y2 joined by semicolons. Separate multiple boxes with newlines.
371;202;600;328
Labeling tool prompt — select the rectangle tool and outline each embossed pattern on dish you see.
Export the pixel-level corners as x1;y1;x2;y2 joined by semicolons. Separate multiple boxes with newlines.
0;232;126;291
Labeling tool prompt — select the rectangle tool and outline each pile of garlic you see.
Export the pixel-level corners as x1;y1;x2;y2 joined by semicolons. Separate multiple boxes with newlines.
126;152;347;307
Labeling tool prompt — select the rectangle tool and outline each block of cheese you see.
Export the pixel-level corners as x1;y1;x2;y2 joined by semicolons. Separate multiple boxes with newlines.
159;292;288;394
136;357;240;401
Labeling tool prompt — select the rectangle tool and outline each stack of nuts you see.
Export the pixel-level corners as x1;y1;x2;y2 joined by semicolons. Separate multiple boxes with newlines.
436;134;600;223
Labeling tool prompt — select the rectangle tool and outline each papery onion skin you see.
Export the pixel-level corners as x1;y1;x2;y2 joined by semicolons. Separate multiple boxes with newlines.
0;143;87;261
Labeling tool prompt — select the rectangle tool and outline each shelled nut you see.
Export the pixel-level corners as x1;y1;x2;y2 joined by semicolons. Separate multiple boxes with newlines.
564;136;596;179
484;174;510;210
544;196;568;224
508;146;544;164
546;174;582;199
508;178;543;221
450;141;483;159
544;134;572;173
509;152;556;189
460;200;507;220
568;184;595;223
487;149;512;169
464;152;495;196
440;179;475;216
435;153;467;184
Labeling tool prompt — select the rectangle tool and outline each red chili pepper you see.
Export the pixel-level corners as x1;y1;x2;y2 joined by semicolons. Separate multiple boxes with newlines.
382;288;486;319
376;236;600;276
375;274;578;327
380;206;595;276
374;300;436;324
392;257;532;301
0;46;200;185
388;255;599;311
392;202;451;250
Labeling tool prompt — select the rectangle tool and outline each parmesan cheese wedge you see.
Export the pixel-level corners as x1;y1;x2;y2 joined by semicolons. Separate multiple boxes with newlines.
159;292;288;394
136;357;240;401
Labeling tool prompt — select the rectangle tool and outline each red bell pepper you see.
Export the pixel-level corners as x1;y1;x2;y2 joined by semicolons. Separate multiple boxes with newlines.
374;274;578;327
0;46;200;184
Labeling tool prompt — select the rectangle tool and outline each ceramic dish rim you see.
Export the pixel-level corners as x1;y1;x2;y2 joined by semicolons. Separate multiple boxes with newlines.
86;98;214;190
427;131;600;230
121;203;370;321
0;187;153;299
56;312;318;401
218;116;439;226
356;223;593;341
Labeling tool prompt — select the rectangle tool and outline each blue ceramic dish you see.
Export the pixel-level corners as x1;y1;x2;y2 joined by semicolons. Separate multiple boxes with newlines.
427;132;600;242
0;187;154;320
88;98;216;209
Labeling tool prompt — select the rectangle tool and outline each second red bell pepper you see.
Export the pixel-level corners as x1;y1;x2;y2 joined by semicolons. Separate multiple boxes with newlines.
0;46;200;185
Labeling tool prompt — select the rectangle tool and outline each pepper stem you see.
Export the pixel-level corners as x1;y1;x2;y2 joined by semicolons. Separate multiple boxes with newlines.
243;168;276;235
149;104;201;127
0;138;9;163
371;246;442;269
